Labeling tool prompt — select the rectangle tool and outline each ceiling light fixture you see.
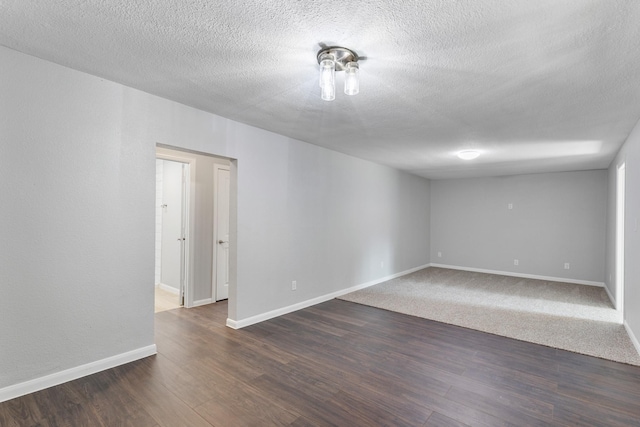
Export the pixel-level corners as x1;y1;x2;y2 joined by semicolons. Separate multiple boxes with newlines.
458;150;480;160
317;46;359;101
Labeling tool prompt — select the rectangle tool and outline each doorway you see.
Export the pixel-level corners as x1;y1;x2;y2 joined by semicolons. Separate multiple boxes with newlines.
154;145;232;313
155;154;194;313
616;162;626;322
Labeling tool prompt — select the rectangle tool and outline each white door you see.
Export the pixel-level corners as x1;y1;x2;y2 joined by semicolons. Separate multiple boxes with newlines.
214;165;231;301
160;160;189;306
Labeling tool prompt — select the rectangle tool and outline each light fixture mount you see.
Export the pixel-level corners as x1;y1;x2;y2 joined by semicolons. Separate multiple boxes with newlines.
317;46;358;71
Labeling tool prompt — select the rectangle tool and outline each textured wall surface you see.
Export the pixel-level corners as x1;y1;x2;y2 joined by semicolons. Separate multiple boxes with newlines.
431;171;607;282
0;1;639;178
0;46;431;390
231;127;431;319
0;48;157;389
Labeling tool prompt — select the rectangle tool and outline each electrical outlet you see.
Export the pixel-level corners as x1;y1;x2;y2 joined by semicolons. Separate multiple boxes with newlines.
380;261;384;268
564;263;570;270
291;280;297;291
438;252;442;258
514;259;519;266
508;203;513;210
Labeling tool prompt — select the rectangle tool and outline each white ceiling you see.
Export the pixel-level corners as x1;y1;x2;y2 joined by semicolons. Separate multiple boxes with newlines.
2;0;640;179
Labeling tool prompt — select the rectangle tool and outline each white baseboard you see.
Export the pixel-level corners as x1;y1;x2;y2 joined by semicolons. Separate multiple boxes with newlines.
0;345;157;403
603;283;616;307
624;321;640;356
226;263;430;329
428;263;605;287
157;283;179;295
192;298;212;307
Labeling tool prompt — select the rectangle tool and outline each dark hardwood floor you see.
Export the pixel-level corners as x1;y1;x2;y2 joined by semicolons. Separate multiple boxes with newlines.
2;299;640;426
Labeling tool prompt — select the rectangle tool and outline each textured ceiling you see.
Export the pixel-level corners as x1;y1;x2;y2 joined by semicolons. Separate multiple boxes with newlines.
1;0;640;178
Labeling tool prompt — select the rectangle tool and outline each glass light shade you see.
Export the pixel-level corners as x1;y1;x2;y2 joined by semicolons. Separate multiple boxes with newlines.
321;80;335;101
344;62;359;96
319;57;335;88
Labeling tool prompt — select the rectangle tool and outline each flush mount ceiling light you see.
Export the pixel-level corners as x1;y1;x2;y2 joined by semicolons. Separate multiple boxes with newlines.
317;46;360;101
458;150;480;160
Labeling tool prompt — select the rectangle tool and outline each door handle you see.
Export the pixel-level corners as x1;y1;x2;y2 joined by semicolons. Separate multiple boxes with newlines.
218;240;227;244
177;237;186;241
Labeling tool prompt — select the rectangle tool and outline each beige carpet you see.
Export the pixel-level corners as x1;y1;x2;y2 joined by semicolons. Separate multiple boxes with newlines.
338;267;640;365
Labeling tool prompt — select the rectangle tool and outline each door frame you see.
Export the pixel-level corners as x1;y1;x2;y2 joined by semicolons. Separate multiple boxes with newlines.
616;162;626;322
156;152;196;308
213;163;231;301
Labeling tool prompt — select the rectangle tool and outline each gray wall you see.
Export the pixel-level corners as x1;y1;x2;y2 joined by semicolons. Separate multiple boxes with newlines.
0;46;431;391
431;171;607;283
1;47;156;391
606;117;640;341
231;132;431;319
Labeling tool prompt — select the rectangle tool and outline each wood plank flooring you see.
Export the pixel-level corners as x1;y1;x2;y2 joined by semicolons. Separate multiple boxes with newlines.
2;299;640;426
